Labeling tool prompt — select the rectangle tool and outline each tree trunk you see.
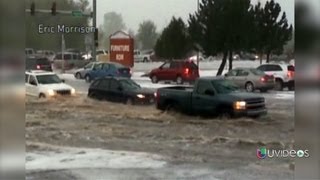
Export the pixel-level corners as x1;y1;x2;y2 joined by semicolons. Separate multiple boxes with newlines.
216;51;228;76
266;52;270;63
228;51;233;70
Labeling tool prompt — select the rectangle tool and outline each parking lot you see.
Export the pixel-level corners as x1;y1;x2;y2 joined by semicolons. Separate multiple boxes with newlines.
26;61;295;179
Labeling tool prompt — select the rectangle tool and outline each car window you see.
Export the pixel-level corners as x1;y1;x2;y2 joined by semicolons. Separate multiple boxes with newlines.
237;70;249;76
84;63;93;69
112;63;125;69
257;65;267;71
119;79;140;90
288;65;295;71
64;54;72;60
97;79;109;89
36;74;62;84
102;63;110;70
109;79;120;91
94;63;103;70
72;54;78;60
227;69;238;76
170;62;179;68
161;62;170;69
266;65;282;71
29;75;37;85
25;74;29;83
212;80;239;94
55;54;62;59
250;69;265;75
36;58;50;65
90;79;101;88
197;81;214;95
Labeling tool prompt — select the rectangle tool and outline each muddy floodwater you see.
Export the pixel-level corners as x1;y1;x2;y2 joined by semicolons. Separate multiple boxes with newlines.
26;95;294;179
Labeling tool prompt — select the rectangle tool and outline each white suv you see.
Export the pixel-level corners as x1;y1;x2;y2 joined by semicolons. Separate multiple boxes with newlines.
257;63;295;91
25;70;75;98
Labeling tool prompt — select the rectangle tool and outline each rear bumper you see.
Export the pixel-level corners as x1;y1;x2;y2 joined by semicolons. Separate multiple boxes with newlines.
234;108;267;117
256;82;274;90
284;80;294;87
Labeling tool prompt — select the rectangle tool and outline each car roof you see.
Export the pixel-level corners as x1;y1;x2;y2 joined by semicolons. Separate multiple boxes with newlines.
26;70;55;75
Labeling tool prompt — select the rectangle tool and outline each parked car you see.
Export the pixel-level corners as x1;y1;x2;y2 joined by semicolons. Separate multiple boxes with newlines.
88;77;155;105
149;60;199;84
35;50;55;62
26;57;52;72
25;70;75;98
84;62;132;83
224;68;274;92
134;49;151;62
155;77;267;117
53;52;87;70
257;63;295;91
74;62;99;79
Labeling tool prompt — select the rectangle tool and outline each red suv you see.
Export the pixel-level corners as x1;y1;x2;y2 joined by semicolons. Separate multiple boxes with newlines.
149;60;199;84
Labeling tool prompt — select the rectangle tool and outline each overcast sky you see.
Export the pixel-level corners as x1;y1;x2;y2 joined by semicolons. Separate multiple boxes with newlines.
90;0;295;32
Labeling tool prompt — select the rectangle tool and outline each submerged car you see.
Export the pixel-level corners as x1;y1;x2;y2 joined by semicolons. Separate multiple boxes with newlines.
74;62;99;79
25;70;75;98
88;77;154;105
224;68;274;92
84;62;132;83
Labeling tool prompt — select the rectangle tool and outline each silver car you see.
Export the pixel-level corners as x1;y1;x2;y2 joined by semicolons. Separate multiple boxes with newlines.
224;68;275;92
74;62;99;79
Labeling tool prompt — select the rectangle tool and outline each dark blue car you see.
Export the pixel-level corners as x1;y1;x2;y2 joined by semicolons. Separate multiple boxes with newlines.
84;62;132;82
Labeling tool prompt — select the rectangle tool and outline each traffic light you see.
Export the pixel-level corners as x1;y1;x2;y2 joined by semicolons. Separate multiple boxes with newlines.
94;28;98;47
30;2;35;16
51;2;56;16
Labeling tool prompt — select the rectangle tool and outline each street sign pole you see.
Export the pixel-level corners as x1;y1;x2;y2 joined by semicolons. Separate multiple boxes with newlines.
92;0;97;61
61;34;66;73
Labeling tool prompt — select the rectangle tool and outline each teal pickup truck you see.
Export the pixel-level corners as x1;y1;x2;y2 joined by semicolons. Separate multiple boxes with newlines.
155;77;267;117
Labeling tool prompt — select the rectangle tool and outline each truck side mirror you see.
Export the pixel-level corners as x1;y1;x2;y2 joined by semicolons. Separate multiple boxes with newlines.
204;89;215;96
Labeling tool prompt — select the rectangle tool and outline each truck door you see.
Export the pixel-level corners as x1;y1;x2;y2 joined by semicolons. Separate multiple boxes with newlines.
192;81;218;114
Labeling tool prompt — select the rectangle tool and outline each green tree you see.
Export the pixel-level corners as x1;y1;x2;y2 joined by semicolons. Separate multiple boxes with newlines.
252;0;293;63
188;0;252;75
100;12;126;49
154;17;191;59
136;20;158;50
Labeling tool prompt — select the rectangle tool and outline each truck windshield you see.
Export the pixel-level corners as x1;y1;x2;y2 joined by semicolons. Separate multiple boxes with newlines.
211;80;239;94
119;79;141;90
37;74;62;84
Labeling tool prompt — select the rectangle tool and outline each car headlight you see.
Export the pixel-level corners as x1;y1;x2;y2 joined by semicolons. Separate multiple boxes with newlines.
233;101;246;110
71;88;76;94
47;89;55;96
136;94;145;98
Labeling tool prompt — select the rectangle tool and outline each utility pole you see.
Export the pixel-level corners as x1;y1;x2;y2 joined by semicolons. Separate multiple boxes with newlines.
92;0;97;61
196;0;200;67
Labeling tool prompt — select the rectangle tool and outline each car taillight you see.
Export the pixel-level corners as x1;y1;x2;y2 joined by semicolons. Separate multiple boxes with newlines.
260;77;266;82
154;90;160;101
184;68;190;74
287;71;294;78
36;65;40;69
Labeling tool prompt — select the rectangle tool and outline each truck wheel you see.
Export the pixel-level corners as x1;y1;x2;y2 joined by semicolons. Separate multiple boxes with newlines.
288;83;295;91
151;75;158;84
126;98;134;105
274;79;283;91
143;57;148;62
245;82;254;92
75;73;81;79
176;76;183;84
85;75;91;83
39;93;46;99
166;103;179;113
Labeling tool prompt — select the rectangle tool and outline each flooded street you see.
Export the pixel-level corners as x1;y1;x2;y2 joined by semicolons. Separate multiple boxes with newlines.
26;94;294;179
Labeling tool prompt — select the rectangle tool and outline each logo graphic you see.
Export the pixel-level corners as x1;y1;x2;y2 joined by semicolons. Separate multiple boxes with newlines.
257;147;267;159
297;150;304;157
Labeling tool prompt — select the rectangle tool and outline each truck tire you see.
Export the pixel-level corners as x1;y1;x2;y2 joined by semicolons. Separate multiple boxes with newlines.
143;57;148;62
274;79;283;91
151;75;158;84
39;93;46;99
176;76;183;85
75;72;81;79
245;82;254;92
